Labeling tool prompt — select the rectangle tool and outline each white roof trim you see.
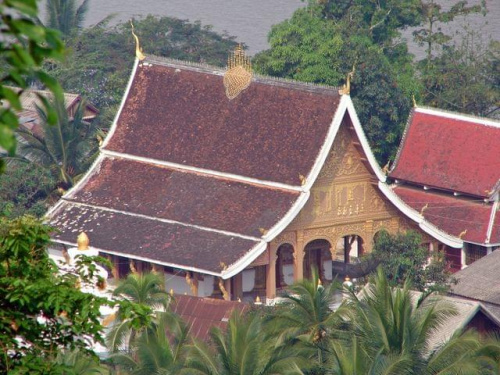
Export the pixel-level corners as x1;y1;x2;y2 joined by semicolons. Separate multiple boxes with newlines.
415;107;500;128
263;191;310;241
486;200;499;244
60;200;262;242
345;98;387;182
221;241;268;279
101;58;140;149
378;182;463;248
302;95;347;191
101;149;303;193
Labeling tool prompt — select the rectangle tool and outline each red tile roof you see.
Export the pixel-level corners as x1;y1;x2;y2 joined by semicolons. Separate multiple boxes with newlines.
104;57;340;186
390;108;500;198
170;295;248;341
66;157;300;238
50;202;260;274
393;185;499;244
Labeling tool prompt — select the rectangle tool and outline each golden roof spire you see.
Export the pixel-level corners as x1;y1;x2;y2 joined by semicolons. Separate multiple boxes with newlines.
412;94;417;108
77;232;89;251
339;65;355;95
130;20;145;61
223;44;253;100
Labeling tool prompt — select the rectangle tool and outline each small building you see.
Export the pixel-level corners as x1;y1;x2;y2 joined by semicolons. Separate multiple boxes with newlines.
449;249;500;321
47;50;499;302
6;87;98;136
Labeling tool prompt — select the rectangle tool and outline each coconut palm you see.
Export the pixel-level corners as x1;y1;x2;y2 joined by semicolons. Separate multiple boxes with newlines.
55;349;109;374
424;331;500;374
186;310;303;375
328;335;413;375
343;267;500;374
107;272;171;352
110;311;190;375
12;97;99;189
346;267;454;366
264;269;348;372
45;0;90;36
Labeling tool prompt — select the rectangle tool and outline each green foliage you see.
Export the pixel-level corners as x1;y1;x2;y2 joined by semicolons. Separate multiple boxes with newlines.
44;0;90;36
0;0;64;170
47;15;239;122
11;97;100;188
418;28;500;117
413;0;486;63
254;6;415;163
0;216;107;373
110;311;190;375
186;310;303;375
309;0;422;45
371;230;449;292
107;272;169;352
264;270;346;373
0;162;56;218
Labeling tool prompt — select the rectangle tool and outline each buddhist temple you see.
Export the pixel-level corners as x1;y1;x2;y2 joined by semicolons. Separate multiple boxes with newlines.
47;51;500;302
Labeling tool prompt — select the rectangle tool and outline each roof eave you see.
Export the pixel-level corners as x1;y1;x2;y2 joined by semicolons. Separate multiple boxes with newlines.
378;182;463;248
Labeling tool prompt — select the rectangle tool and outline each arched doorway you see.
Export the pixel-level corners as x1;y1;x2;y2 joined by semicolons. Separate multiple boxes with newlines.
303;239;333;282
333;235;365;277
276;243;294;289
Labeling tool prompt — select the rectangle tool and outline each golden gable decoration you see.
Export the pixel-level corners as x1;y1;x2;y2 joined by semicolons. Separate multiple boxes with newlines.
224;45;252;100
130;21;145;61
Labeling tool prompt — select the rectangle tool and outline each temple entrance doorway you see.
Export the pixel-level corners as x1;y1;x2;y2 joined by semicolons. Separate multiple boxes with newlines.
303;239;333;283
276;243;294;290
333;235;365;278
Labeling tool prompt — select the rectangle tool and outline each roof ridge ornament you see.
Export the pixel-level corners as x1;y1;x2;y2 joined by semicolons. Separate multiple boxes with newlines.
130;20;145;61
223;44;253;100
339;65;355;95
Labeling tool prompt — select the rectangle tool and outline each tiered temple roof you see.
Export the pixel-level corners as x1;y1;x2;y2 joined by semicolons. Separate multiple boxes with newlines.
48;56;346;278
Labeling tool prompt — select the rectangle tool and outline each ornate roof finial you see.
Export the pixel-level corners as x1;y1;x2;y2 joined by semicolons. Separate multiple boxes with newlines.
412;94;417;108
339;65;355;95
420;203;429;215
130;20;145;61
77;232;89;251
459;229;468;239
223;44;253;100
382;161;391;175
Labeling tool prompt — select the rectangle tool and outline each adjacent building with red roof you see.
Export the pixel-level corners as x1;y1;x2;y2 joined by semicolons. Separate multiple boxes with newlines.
388;107;500;270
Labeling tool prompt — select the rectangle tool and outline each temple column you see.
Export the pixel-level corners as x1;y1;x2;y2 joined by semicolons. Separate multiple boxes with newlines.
266;246;277;300
364;220;374;253
224;278;232;300
461;246;467;269
185;272;199;297
294;230;304;281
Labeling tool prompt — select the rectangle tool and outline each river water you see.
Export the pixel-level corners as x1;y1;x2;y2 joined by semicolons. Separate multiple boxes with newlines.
47;0;499;57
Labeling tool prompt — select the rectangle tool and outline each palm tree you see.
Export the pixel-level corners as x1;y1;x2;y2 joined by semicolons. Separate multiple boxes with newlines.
328;335;413;375
186;310;303;375
110;312;190;375
107;272;171;352
45;0;90;36
55;349;109;374
264;269;348;373
12;97;99;189
425;331;500;374
343;267;500;374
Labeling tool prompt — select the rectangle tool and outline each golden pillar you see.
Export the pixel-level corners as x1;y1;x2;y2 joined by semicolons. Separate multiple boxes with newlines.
294;230;304;281
266;246;277;300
